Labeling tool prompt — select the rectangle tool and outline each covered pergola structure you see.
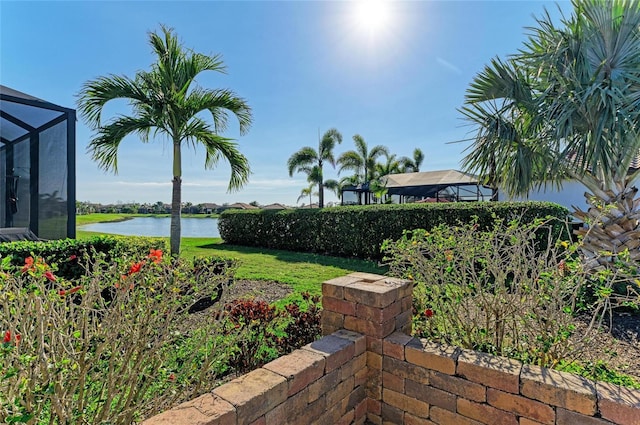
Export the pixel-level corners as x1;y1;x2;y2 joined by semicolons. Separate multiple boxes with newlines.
341;169;493;205
0;85;75;240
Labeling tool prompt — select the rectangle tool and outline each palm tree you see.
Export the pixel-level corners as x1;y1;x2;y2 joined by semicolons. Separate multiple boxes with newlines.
400;148;425;173
297;184;318;206
375;152;403;178
338;135;389;204
287;128;343;208
77;26;252;256
460;0;640;268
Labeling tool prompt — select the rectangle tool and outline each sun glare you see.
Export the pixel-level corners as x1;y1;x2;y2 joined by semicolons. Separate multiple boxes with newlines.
353;0;392;35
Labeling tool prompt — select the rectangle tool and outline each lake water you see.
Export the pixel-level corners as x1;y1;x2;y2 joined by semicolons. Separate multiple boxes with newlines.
80;217;220;238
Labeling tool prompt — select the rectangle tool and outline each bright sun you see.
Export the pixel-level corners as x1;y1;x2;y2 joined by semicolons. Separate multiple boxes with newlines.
353;0;392;35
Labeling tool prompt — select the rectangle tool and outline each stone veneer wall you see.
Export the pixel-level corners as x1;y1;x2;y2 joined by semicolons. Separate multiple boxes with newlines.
143;272;640;425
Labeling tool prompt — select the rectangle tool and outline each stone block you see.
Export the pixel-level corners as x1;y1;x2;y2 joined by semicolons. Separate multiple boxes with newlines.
307;369;340;403
383;356;430;384
333;328;367;355
344;315;396;338
457;397;518;425
323;295;357;316
429;370;486;402
213;368;288;425
406;379;456;412
406;338;459;375
556;408;615;425
457;349;521;394
597;381;640;425
430;406;483;425
357;300;402;323
383;388;429;418
382;370;405;393
487;388;555;425
303;334;354;372
263;349;325;396
383;332;413;360
520;364;596;415
142;393;236;425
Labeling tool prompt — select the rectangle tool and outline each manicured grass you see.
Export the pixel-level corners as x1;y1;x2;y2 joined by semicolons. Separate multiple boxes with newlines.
76;212;219;226
75;228;386;300
181;237;385;296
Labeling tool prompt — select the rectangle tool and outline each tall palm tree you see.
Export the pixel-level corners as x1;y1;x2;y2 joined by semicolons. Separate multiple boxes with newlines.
400;148;425;173
287;128;343;208
338;134;389;197
77;26;252;256
460;0;640;268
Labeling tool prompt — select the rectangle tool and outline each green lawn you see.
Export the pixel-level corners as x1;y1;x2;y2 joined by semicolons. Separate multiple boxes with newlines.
76;214;386;299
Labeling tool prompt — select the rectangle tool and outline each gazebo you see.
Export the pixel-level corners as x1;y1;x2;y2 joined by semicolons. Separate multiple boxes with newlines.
0;85;75;240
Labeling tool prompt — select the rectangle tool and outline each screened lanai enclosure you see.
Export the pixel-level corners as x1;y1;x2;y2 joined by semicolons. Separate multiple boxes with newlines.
341;170;493;205
0;85;75;240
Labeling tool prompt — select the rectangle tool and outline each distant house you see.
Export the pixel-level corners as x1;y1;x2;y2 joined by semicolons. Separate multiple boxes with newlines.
262;203;288;210
219;203;259;212
299;203;320;209
200;203;221;214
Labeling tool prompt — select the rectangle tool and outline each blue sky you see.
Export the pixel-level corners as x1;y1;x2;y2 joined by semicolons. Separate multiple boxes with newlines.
1;0;569;206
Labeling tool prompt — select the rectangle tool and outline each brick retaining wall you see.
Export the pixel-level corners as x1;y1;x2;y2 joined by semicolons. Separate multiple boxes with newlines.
143;272;640;424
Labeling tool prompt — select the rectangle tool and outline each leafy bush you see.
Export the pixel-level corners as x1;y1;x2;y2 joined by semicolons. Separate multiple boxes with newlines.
0;250;236;424
223;293;322;374
0;235;167;280
219;202;569;259
383;217;595;367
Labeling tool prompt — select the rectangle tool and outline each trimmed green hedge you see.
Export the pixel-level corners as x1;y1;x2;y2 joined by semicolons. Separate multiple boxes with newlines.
218;202;570;259
0;235;168;280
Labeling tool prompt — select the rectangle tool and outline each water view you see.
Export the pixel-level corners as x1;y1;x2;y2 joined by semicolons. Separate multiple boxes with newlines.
80;217;220;238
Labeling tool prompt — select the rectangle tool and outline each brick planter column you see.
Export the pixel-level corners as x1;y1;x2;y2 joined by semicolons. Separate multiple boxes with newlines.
322;272;412;425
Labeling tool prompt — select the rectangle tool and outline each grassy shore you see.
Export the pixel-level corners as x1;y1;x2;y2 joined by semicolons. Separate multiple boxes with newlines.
76;213;386;299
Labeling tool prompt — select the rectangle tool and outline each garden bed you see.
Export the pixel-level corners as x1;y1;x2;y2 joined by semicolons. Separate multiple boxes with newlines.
574;312;640;382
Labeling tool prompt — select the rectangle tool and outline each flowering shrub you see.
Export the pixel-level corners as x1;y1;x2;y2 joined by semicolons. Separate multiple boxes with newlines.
223;292;322;373
0;251;236;424
382;217;606;367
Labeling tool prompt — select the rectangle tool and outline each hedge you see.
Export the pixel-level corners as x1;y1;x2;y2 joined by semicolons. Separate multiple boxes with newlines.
0;235;168;280
218;201;570;259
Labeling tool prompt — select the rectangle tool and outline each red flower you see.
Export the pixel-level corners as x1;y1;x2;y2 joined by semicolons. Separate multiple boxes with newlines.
115;281;134;291
148;249;163;264
14;334;21;345
444;250;454;262
168;373;176;381
424;309;434;318
59;286;82;297
44;271;57;282
21;256;34;273
128;261;144;275
69;254;77;261
3;330;11;343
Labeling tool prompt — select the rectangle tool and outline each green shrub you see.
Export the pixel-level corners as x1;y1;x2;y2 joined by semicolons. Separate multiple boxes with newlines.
218;202;569;259
382;217;588;367
223;292;321;374
0;250;236;424
0;235;167;280
382;216;640;374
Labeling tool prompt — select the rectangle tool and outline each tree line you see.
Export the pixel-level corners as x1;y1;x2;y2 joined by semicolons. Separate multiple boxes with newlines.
287;129;424;208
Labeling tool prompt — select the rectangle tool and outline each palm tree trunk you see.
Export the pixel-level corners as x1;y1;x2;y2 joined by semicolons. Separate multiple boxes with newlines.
170;141;182;256
318;182;324;208
170;177;181;256
573;187;640;270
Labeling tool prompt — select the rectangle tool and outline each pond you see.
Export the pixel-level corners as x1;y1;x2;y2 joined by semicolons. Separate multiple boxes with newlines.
80;217;220;238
